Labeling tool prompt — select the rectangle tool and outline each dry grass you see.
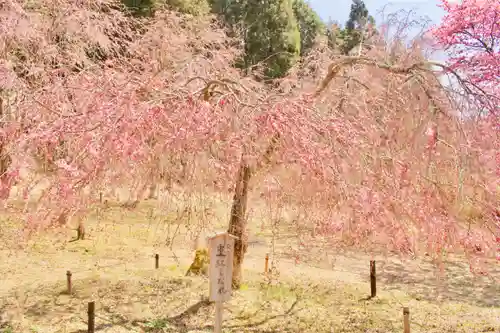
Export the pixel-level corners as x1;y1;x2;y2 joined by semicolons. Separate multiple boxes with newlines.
0;196;499;333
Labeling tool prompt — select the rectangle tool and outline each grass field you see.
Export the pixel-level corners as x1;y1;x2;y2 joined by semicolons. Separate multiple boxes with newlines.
0;191;499;333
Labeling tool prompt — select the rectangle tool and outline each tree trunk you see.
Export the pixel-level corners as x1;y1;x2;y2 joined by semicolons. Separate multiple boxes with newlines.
145;156;162;200
227;159;252;289
147;183;157;199
226;135;279;288
0;95;11;179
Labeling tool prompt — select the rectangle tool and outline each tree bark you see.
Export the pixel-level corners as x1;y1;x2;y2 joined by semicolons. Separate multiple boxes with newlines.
226;135;279;288
146;159;159;200
147;183;157;199
0;95;12;178
227;158;252;289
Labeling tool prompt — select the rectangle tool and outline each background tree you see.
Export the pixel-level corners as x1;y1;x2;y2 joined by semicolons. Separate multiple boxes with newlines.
214;0;324;77
325;20;341;50
122;0;210;16
211;0;248;27
122;0;157;16
292;0;325;56
340;0;374;55
241;0;301;78
165;0;211;15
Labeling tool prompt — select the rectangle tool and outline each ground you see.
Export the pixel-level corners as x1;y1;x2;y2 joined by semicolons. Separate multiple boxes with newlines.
0;191;499;333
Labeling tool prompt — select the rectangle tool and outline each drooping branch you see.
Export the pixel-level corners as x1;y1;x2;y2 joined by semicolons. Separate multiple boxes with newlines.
189;76;289;287
261;132;281;165
314;56;430;97
191;77;251;104
314;56;498;114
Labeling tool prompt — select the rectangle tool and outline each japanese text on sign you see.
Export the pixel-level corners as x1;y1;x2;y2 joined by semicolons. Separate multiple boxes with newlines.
209;233;235;302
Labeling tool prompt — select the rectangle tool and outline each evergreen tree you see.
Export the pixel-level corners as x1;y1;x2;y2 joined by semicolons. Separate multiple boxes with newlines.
341;0;373;55
345;0;368;31
211;0;248;26
325;19;341;50
241;0;301;78
122;0;156;17
212;0;325;77
292;0;325;56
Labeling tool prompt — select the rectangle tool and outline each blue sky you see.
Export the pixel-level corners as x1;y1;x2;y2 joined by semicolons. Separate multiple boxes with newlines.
308;0;447;28
308;0;449;60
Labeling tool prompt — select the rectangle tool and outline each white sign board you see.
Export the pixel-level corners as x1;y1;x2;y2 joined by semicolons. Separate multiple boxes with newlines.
208;232;235;302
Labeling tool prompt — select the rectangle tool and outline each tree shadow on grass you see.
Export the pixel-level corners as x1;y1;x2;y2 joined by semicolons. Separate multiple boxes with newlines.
140;295;301;333
377;257;500;307
1;276;196;332
70;318;129;333
203;296;300;331
1;297;132;333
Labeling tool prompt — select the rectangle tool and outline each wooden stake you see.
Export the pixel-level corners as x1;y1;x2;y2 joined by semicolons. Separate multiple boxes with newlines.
155;253;159;269
403;307;410;333
88;301;95;333
214;301;223;333
66;270;72;294
370;260;376;298
265;253;269;274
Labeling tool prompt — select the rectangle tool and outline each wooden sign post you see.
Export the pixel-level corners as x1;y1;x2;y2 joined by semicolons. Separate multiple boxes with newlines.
208;232;236;333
